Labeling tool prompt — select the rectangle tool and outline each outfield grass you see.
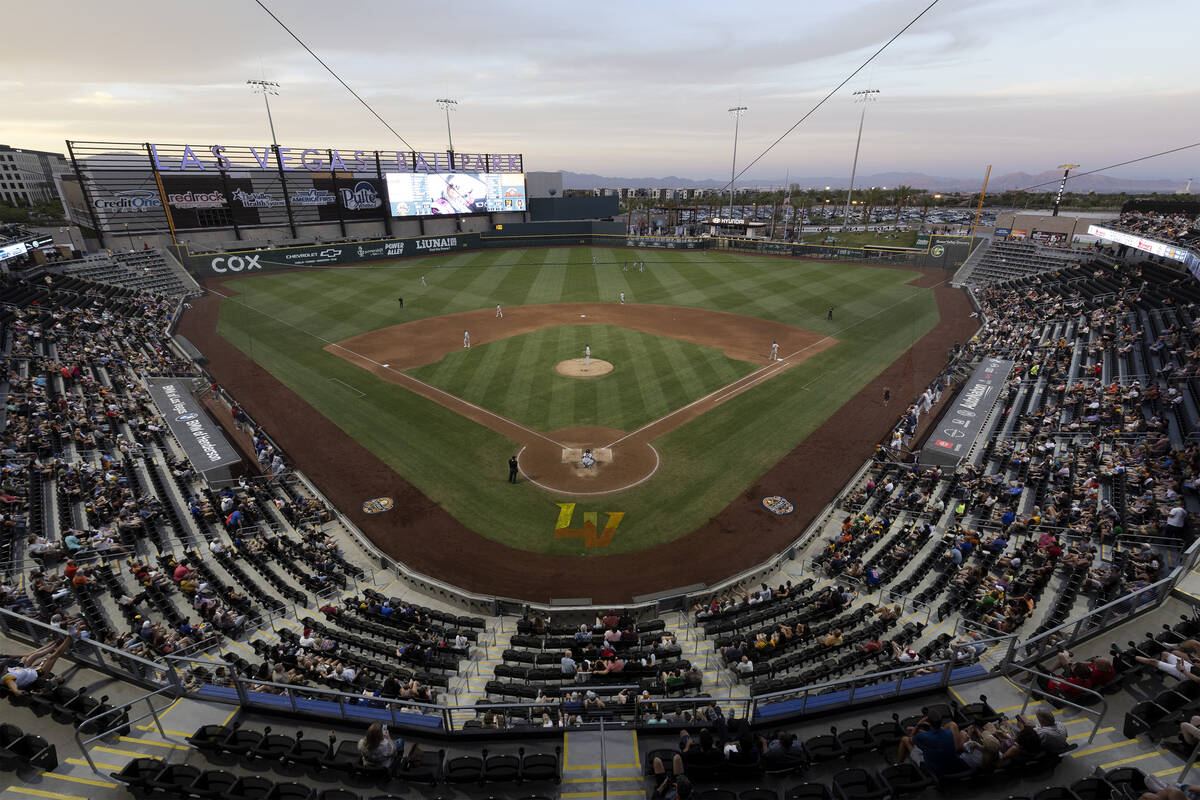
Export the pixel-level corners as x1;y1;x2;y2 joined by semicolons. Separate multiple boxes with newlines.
407;324;758;432
215;248;939;555
803;230;919;248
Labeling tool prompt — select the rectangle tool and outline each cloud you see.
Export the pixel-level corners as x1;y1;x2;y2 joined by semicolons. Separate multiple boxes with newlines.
71;91;136;106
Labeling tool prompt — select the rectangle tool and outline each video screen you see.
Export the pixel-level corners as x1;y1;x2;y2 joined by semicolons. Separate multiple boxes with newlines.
385;172;527;217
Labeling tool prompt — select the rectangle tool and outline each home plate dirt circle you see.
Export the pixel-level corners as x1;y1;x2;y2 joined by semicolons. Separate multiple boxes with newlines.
518;426;660;495
555;358;614;378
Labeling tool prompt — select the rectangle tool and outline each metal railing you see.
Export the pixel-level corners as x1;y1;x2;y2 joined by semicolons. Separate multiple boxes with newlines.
1018;537;1200;663
75;685;183;775
1005;663;1107;744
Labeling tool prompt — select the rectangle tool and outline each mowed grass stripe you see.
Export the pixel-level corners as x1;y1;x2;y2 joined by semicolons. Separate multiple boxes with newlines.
221;251;944;554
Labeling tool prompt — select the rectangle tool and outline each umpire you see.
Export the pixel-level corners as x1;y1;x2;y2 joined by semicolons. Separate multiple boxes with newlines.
508;455;519;484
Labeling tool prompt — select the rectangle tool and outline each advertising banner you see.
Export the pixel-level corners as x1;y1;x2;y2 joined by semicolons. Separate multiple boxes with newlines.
145;379;241;472
310;177;386;221
385;172;526;216
919;358;1014;467
993;227;1012;238
184;233;481;277
1088;225;1198;266
915;233;932;248
625;236;703;249
161;175;261;229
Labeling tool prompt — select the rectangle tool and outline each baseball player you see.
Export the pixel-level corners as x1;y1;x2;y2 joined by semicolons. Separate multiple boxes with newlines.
592;255;598;266
420;275;427;286
769;341;779;361
495;304;503;318
638;261;644;272
622;262;628;272
584;345;591;367
619;292;625;304
463;330;471;348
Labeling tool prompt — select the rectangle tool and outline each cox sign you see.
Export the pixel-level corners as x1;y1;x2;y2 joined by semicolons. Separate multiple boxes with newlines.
209;254;262;273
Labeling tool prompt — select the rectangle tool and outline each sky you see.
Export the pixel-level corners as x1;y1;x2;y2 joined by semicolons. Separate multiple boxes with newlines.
2;0;1198;184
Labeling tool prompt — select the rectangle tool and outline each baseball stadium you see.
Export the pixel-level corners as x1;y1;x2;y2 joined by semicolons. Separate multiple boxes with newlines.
1;3;1199;800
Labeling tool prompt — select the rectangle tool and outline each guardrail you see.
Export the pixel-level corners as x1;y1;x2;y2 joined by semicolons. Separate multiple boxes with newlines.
75;685;183;775
1005;664;1107;744
1018;536;1200;663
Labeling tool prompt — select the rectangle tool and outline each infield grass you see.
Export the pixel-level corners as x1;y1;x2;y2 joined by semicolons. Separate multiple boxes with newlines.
407;324;757;433
214;247;940;555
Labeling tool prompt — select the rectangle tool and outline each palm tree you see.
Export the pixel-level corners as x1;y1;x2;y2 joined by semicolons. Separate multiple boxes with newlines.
893;185;915;228
864;187;885;227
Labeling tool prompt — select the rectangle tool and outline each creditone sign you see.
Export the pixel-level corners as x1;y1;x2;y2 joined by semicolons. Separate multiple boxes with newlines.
919;358;1014;467
145;379;241;472
186;233;482;276
1088;225;1200;279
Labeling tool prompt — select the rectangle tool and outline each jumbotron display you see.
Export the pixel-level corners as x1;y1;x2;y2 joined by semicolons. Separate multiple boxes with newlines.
385;172;527;217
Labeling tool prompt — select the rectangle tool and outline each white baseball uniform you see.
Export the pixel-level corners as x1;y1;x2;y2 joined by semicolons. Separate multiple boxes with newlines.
496;304;503;318
584;345;591;367
619;292;625;304
420;276;426;286
769;342;779;361
463;330;470;348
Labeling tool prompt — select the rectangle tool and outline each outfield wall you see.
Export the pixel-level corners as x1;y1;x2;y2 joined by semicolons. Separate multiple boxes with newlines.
176;230;975;279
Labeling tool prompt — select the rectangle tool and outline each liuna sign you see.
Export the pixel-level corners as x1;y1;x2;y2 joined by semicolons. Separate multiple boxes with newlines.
186;233;481;276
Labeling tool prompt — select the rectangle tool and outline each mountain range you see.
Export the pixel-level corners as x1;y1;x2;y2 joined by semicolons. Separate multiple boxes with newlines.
559;169;1191;194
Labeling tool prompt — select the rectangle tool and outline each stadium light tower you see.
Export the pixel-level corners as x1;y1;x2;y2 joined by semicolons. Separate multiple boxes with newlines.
1052;163;1080;217
727;106;747;219
436;98;458;154
246;80;281;148
843;89;879;229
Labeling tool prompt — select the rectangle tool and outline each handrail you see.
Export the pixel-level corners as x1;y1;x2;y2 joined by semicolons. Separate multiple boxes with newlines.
599;717;608;800
0;607;171;681
1005;663;1106;744
75;685;183;775
1017;571;1180;661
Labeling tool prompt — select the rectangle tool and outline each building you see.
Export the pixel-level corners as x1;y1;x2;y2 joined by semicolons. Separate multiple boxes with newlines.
0;145;69;206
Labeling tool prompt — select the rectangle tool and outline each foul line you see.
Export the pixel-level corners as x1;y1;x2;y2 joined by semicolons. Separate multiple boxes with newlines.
207;287;567;449
604;275;951;448
328;377;366;397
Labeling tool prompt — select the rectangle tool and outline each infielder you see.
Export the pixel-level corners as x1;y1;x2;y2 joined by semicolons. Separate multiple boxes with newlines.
463;330;471;348
619;292;625;304
584;345;591;367
769;341;779;361
495;304;503;318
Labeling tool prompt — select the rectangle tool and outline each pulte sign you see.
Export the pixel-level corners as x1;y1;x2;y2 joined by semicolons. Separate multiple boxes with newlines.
185;233;482;276
919;358;1014;467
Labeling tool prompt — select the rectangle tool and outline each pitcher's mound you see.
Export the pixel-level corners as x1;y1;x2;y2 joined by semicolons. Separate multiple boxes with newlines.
555;358;614;378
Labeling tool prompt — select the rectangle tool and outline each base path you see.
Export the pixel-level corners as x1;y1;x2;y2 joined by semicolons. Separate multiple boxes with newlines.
326;303;834;494
178;266;977;604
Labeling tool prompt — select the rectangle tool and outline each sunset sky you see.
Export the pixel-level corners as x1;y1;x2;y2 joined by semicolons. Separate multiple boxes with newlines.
3;0;1197;182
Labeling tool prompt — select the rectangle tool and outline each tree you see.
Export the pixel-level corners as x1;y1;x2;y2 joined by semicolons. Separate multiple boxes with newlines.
893;185;915;228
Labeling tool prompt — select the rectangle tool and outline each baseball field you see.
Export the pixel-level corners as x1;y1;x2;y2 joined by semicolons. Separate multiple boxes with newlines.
195;246;945;558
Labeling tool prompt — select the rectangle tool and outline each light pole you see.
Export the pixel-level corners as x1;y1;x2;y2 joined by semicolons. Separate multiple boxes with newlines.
727;106;747;219
124;223;134;251
843;88;879;230
1052;163;1079;217
246;80;281;148
436;98;458;155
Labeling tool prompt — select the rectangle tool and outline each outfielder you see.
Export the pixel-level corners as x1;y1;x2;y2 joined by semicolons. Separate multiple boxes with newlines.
495;304;503;318
592;255;598;266
463;330;471;348
769;341;779;361
420;275;427;286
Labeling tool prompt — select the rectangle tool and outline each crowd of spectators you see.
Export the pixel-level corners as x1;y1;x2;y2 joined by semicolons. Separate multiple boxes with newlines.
1117;210;1200;247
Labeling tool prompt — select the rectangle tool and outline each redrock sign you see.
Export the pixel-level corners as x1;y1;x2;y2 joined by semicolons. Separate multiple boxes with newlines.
143;143;522;174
